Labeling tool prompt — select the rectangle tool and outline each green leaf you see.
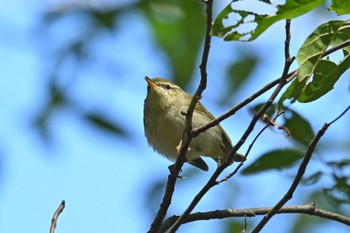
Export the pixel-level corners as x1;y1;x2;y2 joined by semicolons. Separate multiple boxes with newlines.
212;0;325;42
323;174;350;204
279;20;350;105
283;109;314;146
83;113;128;137
301;171;323;185
328;0;350;15
220;56;258;104
140;0;205;87
298;56;350;102
241;149;304;174
91;9;120;29
296;20;350;82
249;102;277;119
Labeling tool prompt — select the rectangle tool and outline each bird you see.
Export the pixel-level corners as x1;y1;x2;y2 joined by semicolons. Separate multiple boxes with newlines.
143;76;244;171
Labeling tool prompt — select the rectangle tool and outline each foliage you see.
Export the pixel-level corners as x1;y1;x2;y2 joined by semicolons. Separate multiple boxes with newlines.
212;0;326;41
34;0;350;232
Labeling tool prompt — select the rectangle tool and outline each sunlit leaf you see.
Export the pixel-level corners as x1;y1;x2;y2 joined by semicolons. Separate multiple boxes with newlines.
328;0;350;15
212;0;325;41
241;149;304;174
279;20;350;105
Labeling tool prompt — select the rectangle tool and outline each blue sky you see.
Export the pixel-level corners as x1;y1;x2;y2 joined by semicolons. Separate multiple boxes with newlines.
0;1;349;233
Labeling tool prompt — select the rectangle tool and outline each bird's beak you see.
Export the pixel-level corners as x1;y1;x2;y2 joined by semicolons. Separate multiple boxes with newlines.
145;76;158;89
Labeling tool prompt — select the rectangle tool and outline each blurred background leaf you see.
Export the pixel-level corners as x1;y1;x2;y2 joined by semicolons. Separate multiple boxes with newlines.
241;149;304;175
83;113;129;138
1;1;349;233
140;0;205;87
282;109;315;147
220;55;258;105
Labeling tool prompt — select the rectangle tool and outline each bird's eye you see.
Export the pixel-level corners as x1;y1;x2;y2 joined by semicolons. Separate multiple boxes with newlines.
165;84;171;90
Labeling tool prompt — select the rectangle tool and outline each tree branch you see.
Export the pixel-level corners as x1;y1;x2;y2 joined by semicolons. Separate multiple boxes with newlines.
191;38;350;138
149;8;350;233
251;104;350;232
160;203;350;232
147;0;214;232
50;200;65;233
168;19;296;232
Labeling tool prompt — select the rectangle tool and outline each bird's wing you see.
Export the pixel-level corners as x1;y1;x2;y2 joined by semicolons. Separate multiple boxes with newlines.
195;101;245;162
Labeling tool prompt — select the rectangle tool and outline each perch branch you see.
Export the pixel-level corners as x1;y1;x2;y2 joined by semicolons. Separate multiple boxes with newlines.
160;203;350;232
251;104;350;232
50;200;65;233
147;0;214;232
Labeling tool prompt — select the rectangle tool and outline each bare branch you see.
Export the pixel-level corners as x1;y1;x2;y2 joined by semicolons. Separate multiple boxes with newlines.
50;200;65;233
191;38;350;139
323;39;350;58
167;18;297;233
218;111;286;183
149;7;350;233
165;1;214;232
252;105;350;232
160;203;350;231
148;1;214;232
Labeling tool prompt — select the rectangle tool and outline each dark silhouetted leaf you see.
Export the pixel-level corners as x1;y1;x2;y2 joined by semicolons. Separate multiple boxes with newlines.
249;102;277;120
220;55;258;105
241;149;304;174
323;174;350;204
327;159;350;170
83;113;128;137
91;9;120;29
301;171;323;185
283;109;314;146
145;178;166;215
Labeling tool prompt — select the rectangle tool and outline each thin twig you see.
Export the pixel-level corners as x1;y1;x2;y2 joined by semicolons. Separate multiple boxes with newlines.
166;0;214;232
251;105;350;232
168;19;296;233
148;1;214;232
160;203;350;231
150;9;350;233
323;39;350;57
217;111;285;183
50;200;65;233
191;38;350;139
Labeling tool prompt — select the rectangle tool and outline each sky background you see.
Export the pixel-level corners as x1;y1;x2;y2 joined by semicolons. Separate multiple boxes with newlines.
0;0;349;233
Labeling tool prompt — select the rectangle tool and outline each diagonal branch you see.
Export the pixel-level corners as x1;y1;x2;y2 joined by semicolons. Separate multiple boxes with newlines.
50;200;65;233
251;104;350;232
147;0;214;232
160;203;350;231
191;38;350;138
167;19;297;233
150;9;350;233
167;19;296;233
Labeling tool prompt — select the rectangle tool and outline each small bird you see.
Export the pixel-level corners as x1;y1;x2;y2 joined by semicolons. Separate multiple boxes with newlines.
143;76;244;171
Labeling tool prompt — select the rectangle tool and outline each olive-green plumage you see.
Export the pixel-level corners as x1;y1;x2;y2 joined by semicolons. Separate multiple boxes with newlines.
143;76;243;171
